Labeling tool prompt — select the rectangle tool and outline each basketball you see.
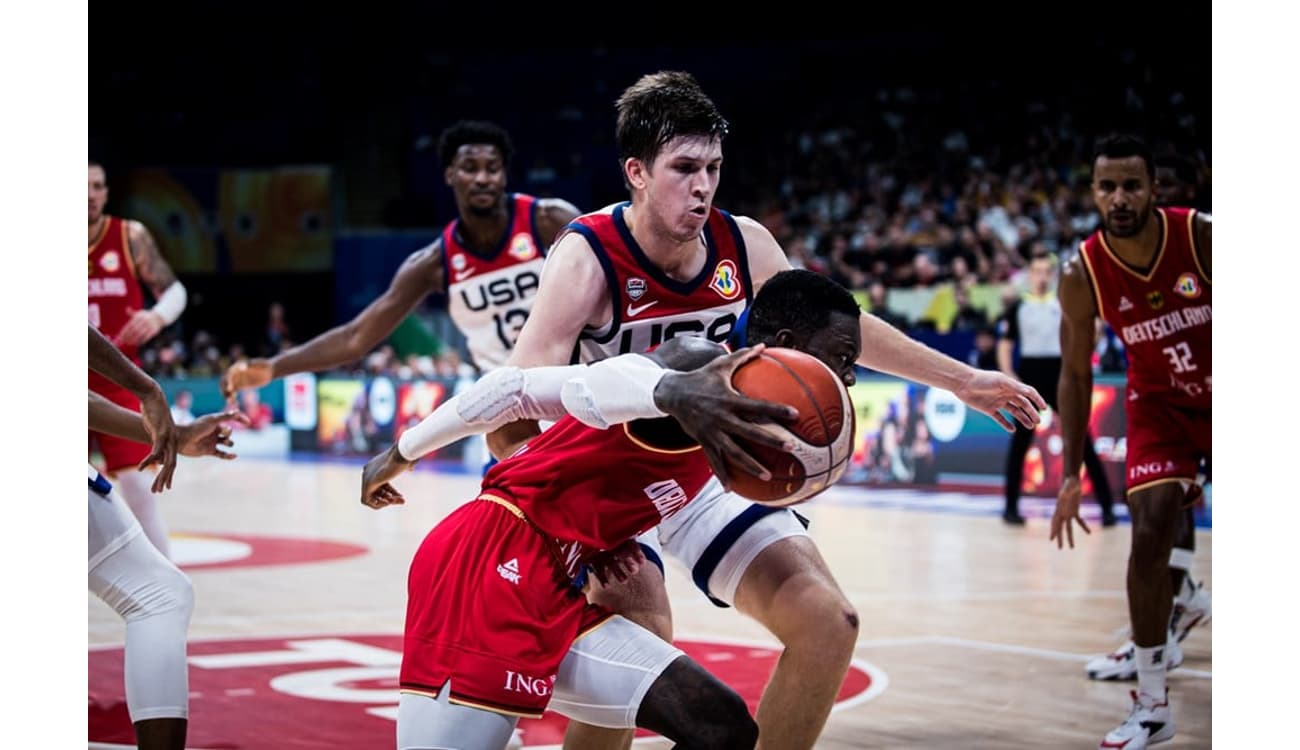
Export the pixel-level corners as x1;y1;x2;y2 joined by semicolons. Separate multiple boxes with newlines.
725;348;856;507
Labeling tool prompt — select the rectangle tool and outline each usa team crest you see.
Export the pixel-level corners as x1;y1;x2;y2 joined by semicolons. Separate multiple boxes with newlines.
1174;273;1201;299
710;259;741;300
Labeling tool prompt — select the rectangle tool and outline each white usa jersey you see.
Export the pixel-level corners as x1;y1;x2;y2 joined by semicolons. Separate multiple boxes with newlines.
563;202;753;363
443;193;548;370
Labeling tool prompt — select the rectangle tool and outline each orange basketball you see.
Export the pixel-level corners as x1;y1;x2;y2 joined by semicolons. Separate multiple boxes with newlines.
725;348;856;506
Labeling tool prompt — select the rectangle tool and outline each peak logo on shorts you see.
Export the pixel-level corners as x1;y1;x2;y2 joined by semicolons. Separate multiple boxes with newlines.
90;634;884;749
710;259;741;300
497;557;522;584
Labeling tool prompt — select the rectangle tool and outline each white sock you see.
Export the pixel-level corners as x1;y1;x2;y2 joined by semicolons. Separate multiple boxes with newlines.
115;470;172;560
1168;546;1194;572
1135;644;1168;701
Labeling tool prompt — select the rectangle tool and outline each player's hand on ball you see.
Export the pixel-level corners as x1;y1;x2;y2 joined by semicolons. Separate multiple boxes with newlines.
655;344;798;490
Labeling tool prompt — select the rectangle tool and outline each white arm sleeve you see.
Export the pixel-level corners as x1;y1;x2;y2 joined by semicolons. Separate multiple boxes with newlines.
149;282;187;325
395;355;669;461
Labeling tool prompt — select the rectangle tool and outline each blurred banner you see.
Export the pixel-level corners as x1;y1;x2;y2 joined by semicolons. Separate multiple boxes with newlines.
155;372;1133;493
115;166;333;274
845;374;1128;496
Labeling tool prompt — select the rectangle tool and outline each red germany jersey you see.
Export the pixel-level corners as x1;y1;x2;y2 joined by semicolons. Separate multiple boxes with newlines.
88;215;145;392
1079;207;1211;410
484;414;713;578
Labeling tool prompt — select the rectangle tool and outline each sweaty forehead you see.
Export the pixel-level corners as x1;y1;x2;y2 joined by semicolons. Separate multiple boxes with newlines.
660;135;723;162
1093;156;1149;182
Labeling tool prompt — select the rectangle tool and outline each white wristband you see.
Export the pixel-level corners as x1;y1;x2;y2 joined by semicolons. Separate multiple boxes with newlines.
150;282;187;326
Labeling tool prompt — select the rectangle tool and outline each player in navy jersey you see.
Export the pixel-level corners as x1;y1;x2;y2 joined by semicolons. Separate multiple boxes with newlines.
490;71;1046;749
1052;134;1211;749
220;120;580;389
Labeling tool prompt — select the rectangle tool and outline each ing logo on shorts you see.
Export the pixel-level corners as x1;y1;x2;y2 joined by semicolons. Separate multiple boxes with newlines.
710;259;741;300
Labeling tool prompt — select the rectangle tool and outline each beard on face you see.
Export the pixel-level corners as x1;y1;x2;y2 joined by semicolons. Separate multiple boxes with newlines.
1105;198;1152;238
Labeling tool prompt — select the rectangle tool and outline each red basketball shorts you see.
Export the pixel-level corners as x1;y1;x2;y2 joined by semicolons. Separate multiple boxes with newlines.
1125;395;1211;493
400;494;612;718
88;373;151;473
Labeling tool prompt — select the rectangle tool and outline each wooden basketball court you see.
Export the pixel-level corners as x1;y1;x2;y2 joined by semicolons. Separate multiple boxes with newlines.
89;455;1212;749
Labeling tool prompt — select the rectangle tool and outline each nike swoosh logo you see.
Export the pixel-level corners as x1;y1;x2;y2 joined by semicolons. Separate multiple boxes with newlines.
452;268;477;282
626;300;659;317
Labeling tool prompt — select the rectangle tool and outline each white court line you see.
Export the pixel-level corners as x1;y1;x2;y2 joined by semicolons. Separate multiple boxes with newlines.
841;589;1129;603
855;634;1212;679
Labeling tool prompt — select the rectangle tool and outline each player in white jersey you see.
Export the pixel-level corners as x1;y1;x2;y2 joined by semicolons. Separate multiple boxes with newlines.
89;325;248;750
220;120;580;393
490;71;1046;749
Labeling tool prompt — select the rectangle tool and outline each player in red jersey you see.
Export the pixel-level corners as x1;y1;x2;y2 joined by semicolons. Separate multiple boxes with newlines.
1082;149;1213;684
488;71;1046;750
89;161;189;559
1052;134;1211;750
361;269;857;749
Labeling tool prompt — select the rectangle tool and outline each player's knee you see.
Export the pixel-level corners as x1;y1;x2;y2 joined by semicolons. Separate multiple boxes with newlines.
781;580;859;655
120;566;194;623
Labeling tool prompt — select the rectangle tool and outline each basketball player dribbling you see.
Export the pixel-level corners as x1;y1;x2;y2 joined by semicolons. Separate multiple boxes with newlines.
489;71;1047;749
360;270;860;750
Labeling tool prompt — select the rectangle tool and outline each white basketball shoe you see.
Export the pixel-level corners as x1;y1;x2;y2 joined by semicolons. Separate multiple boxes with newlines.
1099;688;1174;749
1086;637;1182;681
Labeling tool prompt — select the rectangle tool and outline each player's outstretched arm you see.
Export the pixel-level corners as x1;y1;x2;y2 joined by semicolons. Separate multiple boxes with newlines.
360;341;796;508
221;243;444;400
89;324;178;491
89;391;251;461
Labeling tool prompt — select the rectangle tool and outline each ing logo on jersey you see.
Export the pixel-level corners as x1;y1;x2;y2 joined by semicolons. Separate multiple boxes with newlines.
1147;290;1164;310
626;277;647;301
1174;273;1201;299
451;253;467;271
99;250;121;273
509;234;538;261
710;259;741;300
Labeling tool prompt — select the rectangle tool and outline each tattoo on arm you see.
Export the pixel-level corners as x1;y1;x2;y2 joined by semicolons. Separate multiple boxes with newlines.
129;221;178;295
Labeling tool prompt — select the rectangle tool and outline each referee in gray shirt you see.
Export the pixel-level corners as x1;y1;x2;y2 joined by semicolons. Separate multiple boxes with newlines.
997;252;1116;526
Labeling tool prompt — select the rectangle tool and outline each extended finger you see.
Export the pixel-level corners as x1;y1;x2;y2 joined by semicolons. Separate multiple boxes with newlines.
989;409;1015;433
220;410;252;426
732;396;799;424
1023;385;1048;411
715;434;773;481
722;344;767;372
1076;515;1092;536
722;419;793;452
701;448;733;492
